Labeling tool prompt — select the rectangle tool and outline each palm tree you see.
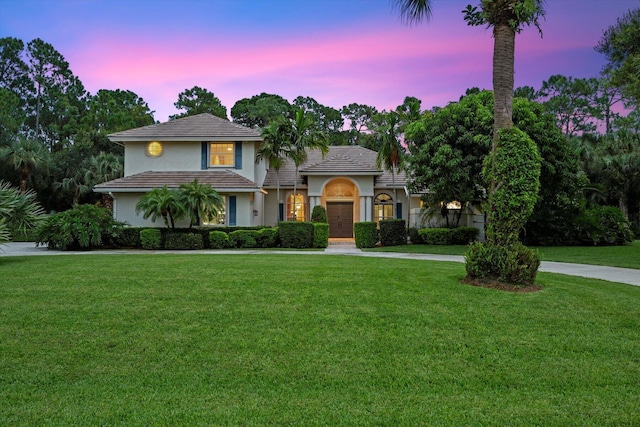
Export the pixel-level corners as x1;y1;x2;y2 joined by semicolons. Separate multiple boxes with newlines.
135;185;186;229
0;137;50;192
55;170;92;206
286;109;329;220
258;119;292;221
0;181;46;243
373;111;404;218
178;179;224;227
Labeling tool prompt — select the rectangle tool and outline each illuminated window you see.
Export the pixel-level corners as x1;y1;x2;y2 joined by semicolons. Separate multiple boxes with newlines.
374;193;393;224
286;193;306;221
446;201;462;209
201;197;226;226
146;141;163;157
210;143;234;166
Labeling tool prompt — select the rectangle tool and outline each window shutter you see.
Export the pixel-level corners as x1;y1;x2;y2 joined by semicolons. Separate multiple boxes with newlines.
234;142;242;169
229;196;237;226
201;142;207;170
396;202;403;219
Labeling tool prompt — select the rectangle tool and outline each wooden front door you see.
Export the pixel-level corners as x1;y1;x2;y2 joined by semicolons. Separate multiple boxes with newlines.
327;202;353;238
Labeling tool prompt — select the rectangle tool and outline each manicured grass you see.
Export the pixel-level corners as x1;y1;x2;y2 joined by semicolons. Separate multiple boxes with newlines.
367;240;640;269
2;254;639;425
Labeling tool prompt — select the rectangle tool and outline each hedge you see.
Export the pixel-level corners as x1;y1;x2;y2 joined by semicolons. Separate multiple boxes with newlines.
379;219;406;246
113;227;143;248
208;230;229;249
279;221;314;248
229;229;259;248
313;223;329;248
256;227;279;248
418;228;451;245
164;232;204;250
140;228;161;250
354;222;377;248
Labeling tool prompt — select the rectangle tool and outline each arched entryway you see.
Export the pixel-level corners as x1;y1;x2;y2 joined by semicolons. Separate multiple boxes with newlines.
322;178;359;238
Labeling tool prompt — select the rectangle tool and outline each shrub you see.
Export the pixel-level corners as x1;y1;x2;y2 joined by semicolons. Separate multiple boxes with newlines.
354;222;377;248
208;230;229;249
313;223;329;248
36;204;123;250
465;241;540;287
450;227;479;244
311;205;328;223
256;227;279;248
408;227;423;244
380;219;407;246
279;221;314;248
574;206;633;245
113;227;143;248
418;228;451;245
140;228;161;250
229;230;259;248
164;232;204;250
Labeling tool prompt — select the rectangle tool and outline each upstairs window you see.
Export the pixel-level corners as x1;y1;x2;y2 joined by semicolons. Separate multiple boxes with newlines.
210;143;234;166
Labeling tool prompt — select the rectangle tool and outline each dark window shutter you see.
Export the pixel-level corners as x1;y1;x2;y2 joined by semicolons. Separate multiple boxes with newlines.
396;202;403;219
234;142;242;169
229;196;237;226
201;142;208;169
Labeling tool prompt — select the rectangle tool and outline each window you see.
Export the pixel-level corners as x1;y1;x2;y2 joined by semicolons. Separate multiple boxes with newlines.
209;143;234;166
146;141;163;157
374;193;393;224
286;193;306;221
201;196;226;225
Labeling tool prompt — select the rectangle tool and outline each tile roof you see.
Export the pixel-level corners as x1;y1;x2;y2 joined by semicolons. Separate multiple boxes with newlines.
94;170;260;192
262;145;408;189
108;113;262;142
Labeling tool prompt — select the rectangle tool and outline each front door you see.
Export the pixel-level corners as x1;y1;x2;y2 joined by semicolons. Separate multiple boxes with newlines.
327;202;353;238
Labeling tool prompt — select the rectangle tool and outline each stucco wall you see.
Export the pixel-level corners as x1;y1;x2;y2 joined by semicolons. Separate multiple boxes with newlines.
125;141;201;175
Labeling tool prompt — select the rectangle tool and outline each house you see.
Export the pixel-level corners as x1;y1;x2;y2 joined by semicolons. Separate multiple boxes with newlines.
96;113;480;238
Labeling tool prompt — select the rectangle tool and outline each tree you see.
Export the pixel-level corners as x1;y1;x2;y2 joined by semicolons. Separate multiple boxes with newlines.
0;181;45;243
25;38;87;150
372;110;405;218
258;119;292;221
286;109;329;220
178;179;224;227
0;137;50;192
231;93;293;129
135;186;186;229
596;8;640;107
170;86;227;120
406;91;492;227
293;96;345;145
340;102;378;148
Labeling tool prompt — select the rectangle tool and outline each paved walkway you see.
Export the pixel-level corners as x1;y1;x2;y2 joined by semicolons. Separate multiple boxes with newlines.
2;242;639;287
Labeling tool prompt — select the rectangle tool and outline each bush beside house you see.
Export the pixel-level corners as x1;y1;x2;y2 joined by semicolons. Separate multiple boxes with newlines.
354;222;377;248
279;221;314;248
380;219;406;246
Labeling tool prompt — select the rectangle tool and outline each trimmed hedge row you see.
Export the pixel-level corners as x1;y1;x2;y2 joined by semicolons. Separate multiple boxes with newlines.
418;227;479;245
354;222;377;248
279;221;314;248
380;219;407;246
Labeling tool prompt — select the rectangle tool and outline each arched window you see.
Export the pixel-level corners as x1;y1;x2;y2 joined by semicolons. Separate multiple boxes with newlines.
374;193;393;224
286;193;306;221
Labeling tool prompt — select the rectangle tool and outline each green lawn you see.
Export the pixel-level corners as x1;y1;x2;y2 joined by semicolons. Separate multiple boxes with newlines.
2;254;639;426
367;240;640;269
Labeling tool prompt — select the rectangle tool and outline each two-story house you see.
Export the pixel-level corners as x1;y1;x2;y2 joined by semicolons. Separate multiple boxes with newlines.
95;113;423;238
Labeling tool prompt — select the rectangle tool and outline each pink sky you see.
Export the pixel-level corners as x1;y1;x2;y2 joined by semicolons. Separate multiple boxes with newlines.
0;0;636;122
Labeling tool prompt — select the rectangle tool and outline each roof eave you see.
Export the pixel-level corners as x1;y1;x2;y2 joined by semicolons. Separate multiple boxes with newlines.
108;136;263;142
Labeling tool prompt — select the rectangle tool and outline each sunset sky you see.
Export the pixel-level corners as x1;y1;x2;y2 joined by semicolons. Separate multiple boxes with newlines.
0;0;636;122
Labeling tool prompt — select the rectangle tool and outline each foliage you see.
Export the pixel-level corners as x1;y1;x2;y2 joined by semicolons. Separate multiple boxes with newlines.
228;230;259;248
208;230;230;249
140;228;161;250
354;221;378;248
465;241;541;287
312;223;329;248
340;103;378;148
311;205;328;223
379;219;407;247
231;92;293;129
0;136;50;192
135;185;186;229
484;127;541;246
418;228;451;245
178;179;224;228
450;226;480;244
164;232;204;250
36;204;123;250
407;226;423;244
293;96;345;146
595;8;640;107
170;86;227;120
256;227;279;248
575;206;633;246
0;181;46;240
112;227;142;248
258;119;292;219
278;221;314;248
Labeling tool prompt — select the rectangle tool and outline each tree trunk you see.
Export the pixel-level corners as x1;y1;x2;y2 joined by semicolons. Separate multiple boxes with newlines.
392;167;397;219
293;166;298;221
276;169;281;222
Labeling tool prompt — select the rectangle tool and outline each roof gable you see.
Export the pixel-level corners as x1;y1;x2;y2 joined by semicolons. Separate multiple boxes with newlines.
108;113;262;142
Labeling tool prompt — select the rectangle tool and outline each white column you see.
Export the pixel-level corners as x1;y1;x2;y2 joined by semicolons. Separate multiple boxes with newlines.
360;197;366;222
